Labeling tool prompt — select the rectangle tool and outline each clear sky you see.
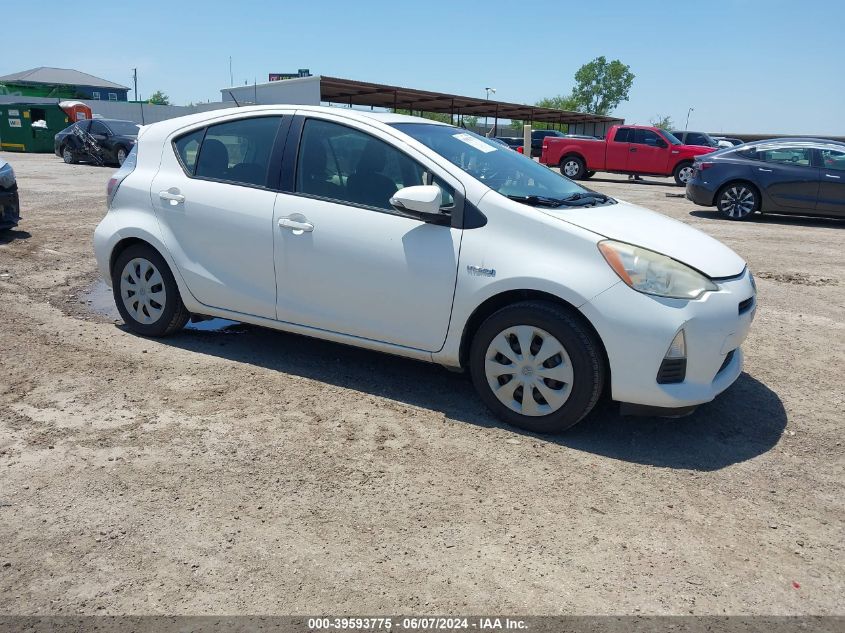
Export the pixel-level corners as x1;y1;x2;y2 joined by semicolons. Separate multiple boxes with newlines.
3;0;843;135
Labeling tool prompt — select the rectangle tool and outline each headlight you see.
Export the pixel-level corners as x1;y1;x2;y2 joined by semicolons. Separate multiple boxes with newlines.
0;163;15;189
598;240;718;299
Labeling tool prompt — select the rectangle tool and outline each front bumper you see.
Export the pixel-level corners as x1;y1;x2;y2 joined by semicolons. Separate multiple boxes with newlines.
0;189;20;229
580;268;756;409
686;181;716;206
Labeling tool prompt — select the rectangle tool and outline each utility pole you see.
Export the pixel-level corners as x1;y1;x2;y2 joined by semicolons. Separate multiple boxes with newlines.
685;107;694;131
229;57;234;86
484;87;496;133
133;68;145;125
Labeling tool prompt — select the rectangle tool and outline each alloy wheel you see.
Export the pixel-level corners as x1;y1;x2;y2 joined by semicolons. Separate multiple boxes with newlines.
484;325;574;416
119;257;167;325
63;148;73;163
117;148;127;165
719;186;755;218
563;160;581;178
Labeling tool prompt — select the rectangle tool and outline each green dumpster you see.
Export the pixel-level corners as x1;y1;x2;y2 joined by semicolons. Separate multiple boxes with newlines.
0;103;70;153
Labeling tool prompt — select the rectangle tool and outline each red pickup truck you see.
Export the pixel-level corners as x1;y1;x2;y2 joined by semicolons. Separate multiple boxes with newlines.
540;125;716;186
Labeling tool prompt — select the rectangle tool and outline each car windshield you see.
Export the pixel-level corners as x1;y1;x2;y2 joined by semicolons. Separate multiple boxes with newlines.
393;123;606;205
660;129;682;145
106;120;140;136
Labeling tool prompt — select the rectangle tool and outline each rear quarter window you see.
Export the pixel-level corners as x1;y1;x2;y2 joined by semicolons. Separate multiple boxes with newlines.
174;129;205;175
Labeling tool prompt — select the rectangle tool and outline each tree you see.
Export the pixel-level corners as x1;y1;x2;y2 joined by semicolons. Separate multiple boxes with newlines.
147;90;170;106
650;114;674;129
569;56;635;115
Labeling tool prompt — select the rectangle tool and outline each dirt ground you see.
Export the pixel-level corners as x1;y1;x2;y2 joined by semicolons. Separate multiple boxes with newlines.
1;151;843;616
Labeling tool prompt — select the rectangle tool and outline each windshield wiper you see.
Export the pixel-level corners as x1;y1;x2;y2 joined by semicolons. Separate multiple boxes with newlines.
504;194;570;207
563;192;612;203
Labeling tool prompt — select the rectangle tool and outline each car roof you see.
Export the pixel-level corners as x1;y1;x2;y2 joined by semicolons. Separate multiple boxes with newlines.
742;137;845;147
141;104;449;136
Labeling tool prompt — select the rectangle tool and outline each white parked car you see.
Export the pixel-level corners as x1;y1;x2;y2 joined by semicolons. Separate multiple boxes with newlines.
94;106;756;434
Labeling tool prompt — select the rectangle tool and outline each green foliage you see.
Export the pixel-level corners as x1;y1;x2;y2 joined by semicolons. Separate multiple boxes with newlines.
569;56;634;115
650;114;674;129
147;90;170;106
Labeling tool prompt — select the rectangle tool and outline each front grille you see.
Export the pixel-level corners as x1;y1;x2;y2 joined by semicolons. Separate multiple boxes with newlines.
657;358;687;384
738;297;754;315
717;349;735;375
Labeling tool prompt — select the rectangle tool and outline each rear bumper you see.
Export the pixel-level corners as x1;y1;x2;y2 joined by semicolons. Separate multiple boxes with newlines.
580;269;756;409
686;181;716;206
0;189;20;229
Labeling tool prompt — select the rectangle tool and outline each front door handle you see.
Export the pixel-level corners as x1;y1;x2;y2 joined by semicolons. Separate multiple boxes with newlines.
278;217;314;233
757;168;773;173
824;173;841;179
159;189;185;204
629;147;637;152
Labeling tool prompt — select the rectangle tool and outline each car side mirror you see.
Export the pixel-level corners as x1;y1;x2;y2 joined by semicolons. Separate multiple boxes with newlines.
389;185;449;224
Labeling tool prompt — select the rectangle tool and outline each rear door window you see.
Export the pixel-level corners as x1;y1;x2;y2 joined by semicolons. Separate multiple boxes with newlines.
759;146;813;167
613;128;632;142
174;128;205;175
194;116;283;187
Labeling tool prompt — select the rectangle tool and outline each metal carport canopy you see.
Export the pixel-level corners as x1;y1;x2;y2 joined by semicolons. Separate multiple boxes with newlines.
317;76;623;125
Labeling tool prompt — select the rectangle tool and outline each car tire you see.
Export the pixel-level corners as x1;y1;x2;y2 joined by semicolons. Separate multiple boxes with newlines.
584;170;596;179
673;162;695;186
469;300;604;434
62;145;76;164
560;156;586;180
116;146;128;166
111;243;189;337
716;183;759;220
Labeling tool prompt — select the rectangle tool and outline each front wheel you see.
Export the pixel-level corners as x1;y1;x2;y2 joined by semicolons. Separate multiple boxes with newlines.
716;183;759;220
560;156;586;180
673;162;695;186
111;244;189;337
116;146;128;166
62;146;76;164
469;301;604;434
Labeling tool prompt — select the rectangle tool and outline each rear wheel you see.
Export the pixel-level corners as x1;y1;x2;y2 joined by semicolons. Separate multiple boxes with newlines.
116;146;128;166
469;301;604;434
62;145;76;164
560;156;586;180
673;162;695;186
584;170;596;179
716;183;758;220
111;244;189;337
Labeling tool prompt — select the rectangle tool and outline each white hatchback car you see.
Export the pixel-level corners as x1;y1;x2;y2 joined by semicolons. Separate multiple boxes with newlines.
94;105;756;434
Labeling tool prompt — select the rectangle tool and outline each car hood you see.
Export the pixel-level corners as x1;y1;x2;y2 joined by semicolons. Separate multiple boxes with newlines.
679;144;717;155
544;199;746;278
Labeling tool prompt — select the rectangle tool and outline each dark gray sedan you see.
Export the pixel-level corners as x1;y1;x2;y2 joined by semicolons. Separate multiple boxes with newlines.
686;138;845;220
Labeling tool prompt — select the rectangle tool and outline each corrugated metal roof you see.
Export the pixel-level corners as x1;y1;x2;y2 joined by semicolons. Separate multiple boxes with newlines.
0;67;129;90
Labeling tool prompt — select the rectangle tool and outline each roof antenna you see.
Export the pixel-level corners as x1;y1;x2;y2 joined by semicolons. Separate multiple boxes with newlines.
227;90;241;107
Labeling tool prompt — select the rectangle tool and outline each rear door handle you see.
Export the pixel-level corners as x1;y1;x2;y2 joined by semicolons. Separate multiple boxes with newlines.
824;173;841;179
159;189;185;204
278;217;314;233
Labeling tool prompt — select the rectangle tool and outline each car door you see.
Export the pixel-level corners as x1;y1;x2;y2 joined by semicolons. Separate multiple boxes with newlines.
150;114;290;319
272;116;462;352
817;147;845;216
89;120;111;159
629;129;669;174
606;127;632;171
753;145;819;211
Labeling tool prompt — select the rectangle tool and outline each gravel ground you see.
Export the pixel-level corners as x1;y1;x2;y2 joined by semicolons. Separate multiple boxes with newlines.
0;151;843;615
